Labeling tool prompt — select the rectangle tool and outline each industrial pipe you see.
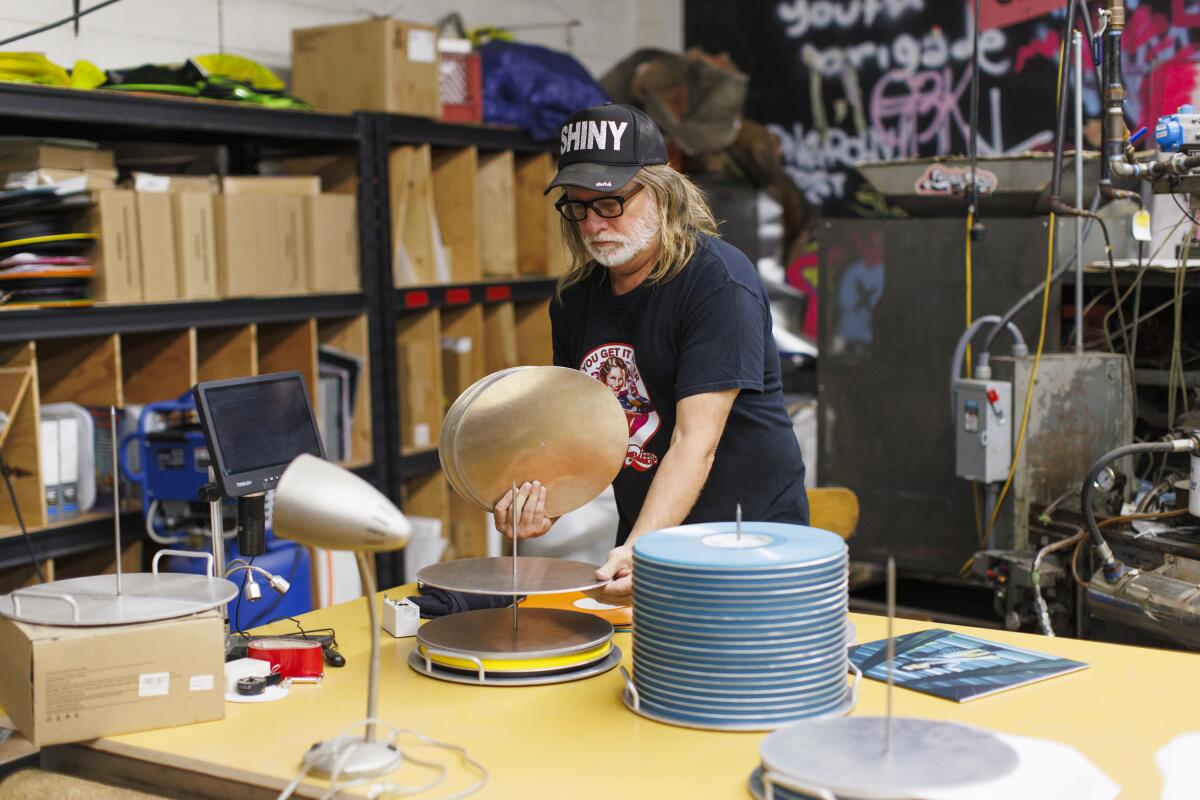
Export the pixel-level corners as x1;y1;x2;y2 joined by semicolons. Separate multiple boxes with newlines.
1050;0;1079;201
1082;438;1198;582
1031;527;1088;636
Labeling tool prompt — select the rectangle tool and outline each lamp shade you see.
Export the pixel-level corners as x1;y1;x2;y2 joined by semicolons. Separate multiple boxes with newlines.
273;454;411;552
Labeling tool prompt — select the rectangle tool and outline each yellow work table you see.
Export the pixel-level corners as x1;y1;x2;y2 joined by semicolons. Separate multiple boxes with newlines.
40;587;1200;799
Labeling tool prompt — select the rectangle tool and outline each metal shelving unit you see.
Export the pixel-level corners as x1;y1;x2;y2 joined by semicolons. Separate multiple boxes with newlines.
0;83;357;146
395;277;557;310
385;113;548;152
0;86;557;580
0;294;367;341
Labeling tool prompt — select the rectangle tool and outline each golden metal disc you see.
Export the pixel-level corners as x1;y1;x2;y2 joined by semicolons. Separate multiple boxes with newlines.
439;366;628;517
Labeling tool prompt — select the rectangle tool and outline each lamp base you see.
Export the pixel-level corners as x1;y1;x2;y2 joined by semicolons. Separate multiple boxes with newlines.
301;736;403;778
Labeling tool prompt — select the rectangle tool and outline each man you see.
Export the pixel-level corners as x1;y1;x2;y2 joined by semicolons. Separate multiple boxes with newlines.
495;102;808;601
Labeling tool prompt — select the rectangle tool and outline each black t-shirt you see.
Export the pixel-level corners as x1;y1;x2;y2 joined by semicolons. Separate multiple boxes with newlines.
551;233;808;544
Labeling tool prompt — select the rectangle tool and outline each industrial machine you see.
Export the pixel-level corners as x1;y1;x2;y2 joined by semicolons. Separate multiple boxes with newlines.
824;0;1200;651
965;0;1200;649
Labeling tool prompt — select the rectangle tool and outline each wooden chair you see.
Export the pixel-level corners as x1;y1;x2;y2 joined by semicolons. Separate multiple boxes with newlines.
807;487;859;541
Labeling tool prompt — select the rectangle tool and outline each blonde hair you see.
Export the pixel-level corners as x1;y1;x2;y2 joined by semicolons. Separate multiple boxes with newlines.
556;164;719;296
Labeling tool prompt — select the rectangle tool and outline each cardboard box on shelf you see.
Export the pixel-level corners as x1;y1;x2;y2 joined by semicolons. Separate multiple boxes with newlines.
213;194;263;298
0;610;224;747
0;142;115;174
173;192;218;299
221;176;320;196
269;195;309;296
135;192;179;301
292;19;440;117
88;189;143;303
306;194;359;292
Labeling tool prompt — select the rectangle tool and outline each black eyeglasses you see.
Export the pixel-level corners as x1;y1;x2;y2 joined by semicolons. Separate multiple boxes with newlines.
555;184;644;222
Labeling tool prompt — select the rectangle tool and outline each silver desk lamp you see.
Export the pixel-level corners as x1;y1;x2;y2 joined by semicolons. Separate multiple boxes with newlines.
272;453;412;779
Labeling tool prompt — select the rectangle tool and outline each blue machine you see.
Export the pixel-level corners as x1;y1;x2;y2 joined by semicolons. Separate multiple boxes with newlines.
1155;104;1200;153
120;395;216;543
120;393;314;629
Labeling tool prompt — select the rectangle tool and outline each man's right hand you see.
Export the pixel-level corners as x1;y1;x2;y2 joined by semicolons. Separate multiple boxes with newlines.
493;481;554;539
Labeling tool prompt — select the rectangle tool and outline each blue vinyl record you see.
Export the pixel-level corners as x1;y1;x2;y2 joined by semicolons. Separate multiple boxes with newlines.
634;558;848;583
625;521;851;731
633;522;846;570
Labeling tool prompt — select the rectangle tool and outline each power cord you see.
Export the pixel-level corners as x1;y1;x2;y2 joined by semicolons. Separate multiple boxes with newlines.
0;0;129;47
233;555;255;634
276;719;488;800
0;450;45;583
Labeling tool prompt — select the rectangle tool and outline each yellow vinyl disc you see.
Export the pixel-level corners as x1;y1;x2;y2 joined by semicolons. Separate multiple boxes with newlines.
419;640;613;673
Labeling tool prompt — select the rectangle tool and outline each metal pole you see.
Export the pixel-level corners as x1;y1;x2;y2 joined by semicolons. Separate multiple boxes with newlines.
111;406;123;595
357;552;380;743
885;556;896;753
511;483;518;634
1074;29;1085;354
208;466;227;621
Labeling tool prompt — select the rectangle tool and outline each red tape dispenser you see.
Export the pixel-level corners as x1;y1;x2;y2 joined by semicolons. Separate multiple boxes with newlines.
247;639;324;683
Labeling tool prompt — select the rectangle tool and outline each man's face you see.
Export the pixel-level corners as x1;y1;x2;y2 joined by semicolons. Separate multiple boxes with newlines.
605;367;625;390
565;180;659;271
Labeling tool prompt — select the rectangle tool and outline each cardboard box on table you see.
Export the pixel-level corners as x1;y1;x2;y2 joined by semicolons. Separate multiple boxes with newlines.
0;610;224;747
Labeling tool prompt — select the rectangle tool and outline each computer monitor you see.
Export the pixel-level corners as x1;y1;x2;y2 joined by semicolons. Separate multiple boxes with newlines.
193;371;325;498
193;372;324;557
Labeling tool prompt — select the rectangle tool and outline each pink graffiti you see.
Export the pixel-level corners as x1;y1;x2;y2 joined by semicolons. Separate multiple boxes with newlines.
1014;28;1060;73
1123;1;1200;130
869;66;972;158
1172;0;1200;28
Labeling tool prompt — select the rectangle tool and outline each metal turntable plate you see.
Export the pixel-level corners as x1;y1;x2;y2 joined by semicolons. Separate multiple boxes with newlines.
418;556;605;595
0;573;239;626
409;643;623;686
416;607;613;659
439;366;628;517
758;717;1020;797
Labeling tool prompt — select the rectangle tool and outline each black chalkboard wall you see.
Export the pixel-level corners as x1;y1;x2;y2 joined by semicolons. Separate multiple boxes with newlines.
684;0;1194;216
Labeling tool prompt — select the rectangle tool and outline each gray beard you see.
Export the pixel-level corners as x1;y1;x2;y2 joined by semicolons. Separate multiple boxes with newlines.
584;206;660;267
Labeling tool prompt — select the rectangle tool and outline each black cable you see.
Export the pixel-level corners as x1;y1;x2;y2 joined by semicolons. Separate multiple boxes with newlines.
1090;213;1134;356
1083;441;1187;578
1170;190;1200;227
0;0;128;47
233;555;255;634
0;450;45;583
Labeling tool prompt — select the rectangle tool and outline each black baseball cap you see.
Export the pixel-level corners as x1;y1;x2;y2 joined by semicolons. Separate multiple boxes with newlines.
543;103;669;195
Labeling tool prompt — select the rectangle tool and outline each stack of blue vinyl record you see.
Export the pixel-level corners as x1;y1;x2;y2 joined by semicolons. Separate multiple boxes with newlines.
625;522;851;731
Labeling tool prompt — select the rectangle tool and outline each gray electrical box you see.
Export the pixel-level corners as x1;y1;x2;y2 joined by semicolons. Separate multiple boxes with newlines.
953;378;1013;484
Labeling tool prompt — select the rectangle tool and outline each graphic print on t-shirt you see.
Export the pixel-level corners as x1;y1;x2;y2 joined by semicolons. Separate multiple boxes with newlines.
580;343;660;472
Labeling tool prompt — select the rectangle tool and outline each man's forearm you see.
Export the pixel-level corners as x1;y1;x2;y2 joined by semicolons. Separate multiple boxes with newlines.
626;435;717;544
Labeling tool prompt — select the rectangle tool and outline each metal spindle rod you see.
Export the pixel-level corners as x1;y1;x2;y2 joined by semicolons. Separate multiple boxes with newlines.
886;556;896;753
111;406;123;595
736;503;742;540
1074;29;1085;354
511;483;518;634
